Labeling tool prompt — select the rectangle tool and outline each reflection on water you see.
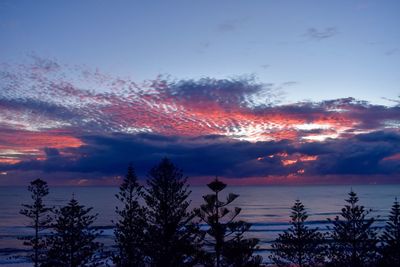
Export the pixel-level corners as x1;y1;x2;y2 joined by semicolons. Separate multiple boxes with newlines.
1;184;399;264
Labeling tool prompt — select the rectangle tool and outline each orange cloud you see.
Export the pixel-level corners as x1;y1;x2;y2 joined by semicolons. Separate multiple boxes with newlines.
0;129;83;164
282;159;298;166
266;152;318;166
0;158;21;164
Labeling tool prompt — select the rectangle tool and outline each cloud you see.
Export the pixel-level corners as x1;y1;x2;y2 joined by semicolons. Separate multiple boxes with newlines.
2;58;398;145
1;57;400;184
385;48;399;56
0;132;298;178
163;76;275;107
217;17;248;33
0;98;80;122
195;42;211;54
1;131;398;185
0;127;83;165
382;96;400;105
304;27;338;41
307;131;400;175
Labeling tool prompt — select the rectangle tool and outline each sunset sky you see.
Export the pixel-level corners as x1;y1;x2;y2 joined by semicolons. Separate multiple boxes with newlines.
0;0;399;185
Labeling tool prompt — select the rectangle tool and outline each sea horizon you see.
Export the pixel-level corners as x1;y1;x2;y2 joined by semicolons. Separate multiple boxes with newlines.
2;184;399;265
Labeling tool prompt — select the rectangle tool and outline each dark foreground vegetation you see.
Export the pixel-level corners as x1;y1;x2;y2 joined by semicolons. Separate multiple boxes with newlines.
20;158;400;267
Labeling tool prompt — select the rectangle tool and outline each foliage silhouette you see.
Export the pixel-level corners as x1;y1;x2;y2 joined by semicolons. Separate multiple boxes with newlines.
379;198;400;266
269;200;325;267
20;178;52;267
196;177;262;267
113;164;147;267
144;158;204;267
43;197;103;267
327;190;378;267
18;167;400;267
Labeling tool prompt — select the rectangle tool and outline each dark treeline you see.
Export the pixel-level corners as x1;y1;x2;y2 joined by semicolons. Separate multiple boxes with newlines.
20;158;400;267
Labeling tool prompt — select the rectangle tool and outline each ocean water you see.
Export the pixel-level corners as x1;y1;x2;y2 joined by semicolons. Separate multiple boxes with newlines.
0;184;399;266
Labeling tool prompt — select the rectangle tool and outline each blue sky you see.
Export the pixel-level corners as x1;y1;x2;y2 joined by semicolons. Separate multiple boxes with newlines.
1;0;399;105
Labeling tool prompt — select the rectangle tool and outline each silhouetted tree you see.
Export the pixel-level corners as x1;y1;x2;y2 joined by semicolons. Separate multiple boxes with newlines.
20;178;52;267
144;158;204;267
43;197;103;267
221;223;263;267
379;198;400;266
269;200;325;267
197;178;262;267
113;164;147;267
327;190;378;267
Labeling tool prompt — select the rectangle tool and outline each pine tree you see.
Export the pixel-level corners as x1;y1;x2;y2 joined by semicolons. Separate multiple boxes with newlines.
221;222;263;267
379;198;400;266
43;197;103;267
197;178;262;267
328;190;378;267
144;158;204;267
113;164;147;267
269;200;325;267
20;178;52;267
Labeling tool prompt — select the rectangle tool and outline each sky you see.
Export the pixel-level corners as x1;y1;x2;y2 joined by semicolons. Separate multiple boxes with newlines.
0;0;399;185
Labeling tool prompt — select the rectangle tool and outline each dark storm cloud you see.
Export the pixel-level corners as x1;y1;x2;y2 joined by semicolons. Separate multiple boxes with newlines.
44;147;60;157
308;131;400;175
3;131;399;181
2;133;293;177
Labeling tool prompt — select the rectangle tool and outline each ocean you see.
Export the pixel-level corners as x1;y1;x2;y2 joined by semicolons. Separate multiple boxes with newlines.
1;184;399;266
